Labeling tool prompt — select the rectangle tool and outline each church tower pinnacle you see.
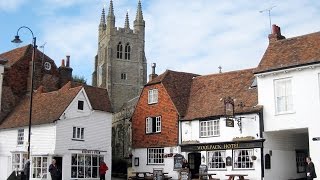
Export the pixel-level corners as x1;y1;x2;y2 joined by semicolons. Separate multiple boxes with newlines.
99;7;106;30
124;11;130;29
107;0;115;30
134;0;145;35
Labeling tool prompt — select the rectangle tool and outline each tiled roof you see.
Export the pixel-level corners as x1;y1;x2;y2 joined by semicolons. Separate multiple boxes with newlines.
183;68;261;120
0;83;112;129
146;70;199;117
0;44;57;69
255;31;320;74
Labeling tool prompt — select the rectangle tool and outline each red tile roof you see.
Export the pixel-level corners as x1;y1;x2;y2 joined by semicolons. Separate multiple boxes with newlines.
146;70;199;117
0;83;112;129
255;31;320;74
183;68;261;120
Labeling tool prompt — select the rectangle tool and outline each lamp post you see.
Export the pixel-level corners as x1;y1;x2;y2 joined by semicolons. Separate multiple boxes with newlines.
11;26;37;160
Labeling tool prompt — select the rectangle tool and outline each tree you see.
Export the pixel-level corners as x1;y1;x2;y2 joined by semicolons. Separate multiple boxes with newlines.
73;75;87;85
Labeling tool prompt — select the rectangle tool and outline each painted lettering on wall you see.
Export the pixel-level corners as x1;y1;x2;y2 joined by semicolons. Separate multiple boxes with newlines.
196;143;239;150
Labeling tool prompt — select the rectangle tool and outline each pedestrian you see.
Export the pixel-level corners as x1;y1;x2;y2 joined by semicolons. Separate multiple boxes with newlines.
306;157;317;180
23;160;30;180
49;159;61;180
182;159;190;169
99;161;108;180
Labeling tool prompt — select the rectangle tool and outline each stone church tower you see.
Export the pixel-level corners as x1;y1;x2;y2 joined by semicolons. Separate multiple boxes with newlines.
92;0;147;112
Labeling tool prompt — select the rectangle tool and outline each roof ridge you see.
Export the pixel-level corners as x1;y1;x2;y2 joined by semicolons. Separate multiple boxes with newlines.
274;31;320;43
193;68;255;79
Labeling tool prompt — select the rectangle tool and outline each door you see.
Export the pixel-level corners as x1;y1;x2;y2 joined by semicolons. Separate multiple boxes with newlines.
188;153;201;179
53;156;63;180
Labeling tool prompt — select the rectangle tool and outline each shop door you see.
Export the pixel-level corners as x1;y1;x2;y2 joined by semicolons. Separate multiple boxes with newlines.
188;153;201;179
53;156;63;180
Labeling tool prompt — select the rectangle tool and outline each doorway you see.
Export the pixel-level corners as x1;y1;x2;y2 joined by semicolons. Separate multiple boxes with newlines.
188;153;201;179
53;156;63;180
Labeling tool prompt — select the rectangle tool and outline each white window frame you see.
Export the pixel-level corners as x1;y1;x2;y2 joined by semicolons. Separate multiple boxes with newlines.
12;152;28;171
146;116;161;134
73;127;85;140
200;120;220;137
274;78;293;114
17;129;24;145
148;89;158;104
71;154;104;179
147;148;164;164
31;156;48;179
207;150;226;170
233;149;254;169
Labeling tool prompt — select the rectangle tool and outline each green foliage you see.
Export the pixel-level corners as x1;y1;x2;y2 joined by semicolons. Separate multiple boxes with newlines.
73;75;87;84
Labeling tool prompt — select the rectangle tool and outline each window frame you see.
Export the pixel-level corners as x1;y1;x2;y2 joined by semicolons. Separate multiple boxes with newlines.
148;89;158;104
124;43;131;60
78;100;84;111
117;42;123;59
31;156;48;179
274;78;293;114
12;152;28;171
233;149;254;170
72;127;85;141
146;116;161;134
71;153;104;179
199;120;220;137
147;148;164;165
207;150;226;170
121;73;127;80
17;129;24;145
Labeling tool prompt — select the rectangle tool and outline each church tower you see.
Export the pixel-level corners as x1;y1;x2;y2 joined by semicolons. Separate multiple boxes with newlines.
92;0;147;112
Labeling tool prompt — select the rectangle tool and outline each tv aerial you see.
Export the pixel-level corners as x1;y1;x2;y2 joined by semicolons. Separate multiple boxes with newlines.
259;5;276;33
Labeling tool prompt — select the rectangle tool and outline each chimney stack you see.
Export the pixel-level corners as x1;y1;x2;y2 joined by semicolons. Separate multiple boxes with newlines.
149;63;158;81
59;55;73;88
66;55;70;67
268;24;285;43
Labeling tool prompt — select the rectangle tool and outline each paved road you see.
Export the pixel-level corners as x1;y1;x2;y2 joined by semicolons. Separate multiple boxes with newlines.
111;177;126;180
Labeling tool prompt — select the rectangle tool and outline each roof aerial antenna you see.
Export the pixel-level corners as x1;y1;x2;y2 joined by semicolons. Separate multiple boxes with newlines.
39;42;47;67
259;5;276;33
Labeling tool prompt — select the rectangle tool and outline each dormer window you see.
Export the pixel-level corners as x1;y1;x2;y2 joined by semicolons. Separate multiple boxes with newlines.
148;89;158;104
78;100;84;110
125;43;131;60
117;42;123;59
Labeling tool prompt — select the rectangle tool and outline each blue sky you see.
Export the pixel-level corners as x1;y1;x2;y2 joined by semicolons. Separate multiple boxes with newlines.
1;0;320;85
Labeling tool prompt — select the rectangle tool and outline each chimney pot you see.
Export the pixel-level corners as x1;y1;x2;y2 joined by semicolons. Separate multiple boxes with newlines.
66;55;70;67
61;59;65;67
151;63;156;74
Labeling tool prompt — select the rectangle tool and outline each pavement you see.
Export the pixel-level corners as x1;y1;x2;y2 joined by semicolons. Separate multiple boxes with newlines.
111;177;126;180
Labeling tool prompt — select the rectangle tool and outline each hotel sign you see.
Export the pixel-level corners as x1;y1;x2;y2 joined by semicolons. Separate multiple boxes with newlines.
82;150;100;154
181;140;263;152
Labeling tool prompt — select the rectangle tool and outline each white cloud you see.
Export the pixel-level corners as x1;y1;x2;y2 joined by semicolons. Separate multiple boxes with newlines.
0;0;26;12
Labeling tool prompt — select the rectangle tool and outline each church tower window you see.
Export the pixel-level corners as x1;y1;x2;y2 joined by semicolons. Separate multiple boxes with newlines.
117;42;123;59
125;43;131;60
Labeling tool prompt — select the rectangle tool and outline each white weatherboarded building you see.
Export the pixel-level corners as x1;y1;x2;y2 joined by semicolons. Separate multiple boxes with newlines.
0;82;113;180
255;25;320;179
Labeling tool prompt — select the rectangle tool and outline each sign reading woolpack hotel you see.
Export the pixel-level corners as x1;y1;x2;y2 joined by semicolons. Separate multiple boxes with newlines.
181;139;264;152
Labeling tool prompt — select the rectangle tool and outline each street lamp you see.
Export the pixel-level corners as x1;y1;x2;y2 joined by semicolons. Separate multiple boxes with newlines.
11;26;37;160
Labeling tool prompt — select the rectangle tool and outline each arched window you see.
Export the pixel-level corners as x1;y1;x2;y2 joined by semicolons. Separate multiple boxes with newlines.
117;42;123;59
125;43;131;60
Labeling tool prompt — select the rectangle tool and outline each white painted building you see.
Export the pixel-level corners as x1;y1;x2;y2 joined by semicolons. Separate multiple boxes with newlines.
255;25;320;179
0;83;113;180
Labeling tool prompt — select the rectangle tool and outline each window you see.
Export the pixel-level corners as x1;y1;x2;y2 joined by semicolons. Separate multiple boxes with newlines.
296;150;307;173
121;73;127;80
233;149;254;169
73;127;84;140
147;148;164;164
200;120;220;137
71;154;104;179
125;43;131;60
78;100;84;110
17;129;24;145
32;156;48;179
146;116;161;134
208;150;226;169
274;78;293;113
98;65;103;86
12;153;27;171
148;89;158;104
117;42;123;59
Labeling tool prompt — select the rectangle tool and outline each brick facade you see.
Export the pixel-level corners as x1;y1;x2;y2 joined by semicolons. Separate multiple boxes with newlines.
132;83;179;148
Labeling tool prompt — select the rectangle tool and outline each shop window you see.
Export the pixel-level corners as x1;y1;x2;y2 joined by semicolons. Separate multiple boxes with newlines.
296;150;307;173
200;120;220;137
208;150;226;169
71;154;104;179
274;78;293;114
147;148;164;164
233;149;254;169
12;153;28;171
17;129;24;145
73;127;85;140
32;156;48;179
148;89;158;104
146;116;161;134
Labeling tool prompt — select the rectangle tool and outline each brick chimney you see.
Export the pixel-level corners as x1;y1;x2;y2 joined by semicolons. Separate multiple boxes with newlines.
148;63;158;81
268;24;286;43
58;55;73;88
